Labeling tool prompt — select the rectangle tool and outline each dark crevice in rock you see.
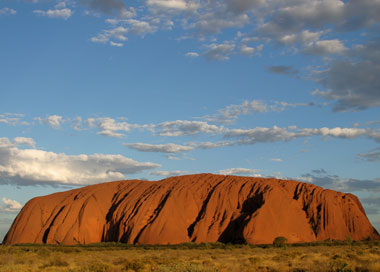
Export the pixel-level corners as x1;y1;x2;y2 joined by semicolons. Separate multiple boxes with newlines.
218;193;264;244
42;206;65;244
187;177;227;240
133;189;172;244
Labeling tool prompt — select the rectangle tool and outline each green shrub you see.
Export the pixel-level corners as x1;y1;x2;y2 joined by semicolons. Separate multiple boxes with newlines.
345;236;353;245
273;236;288;247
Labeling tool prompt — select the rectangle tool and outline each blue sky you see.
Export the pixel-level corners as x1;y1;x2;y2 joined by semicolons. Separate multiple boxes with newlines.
1;0;380;241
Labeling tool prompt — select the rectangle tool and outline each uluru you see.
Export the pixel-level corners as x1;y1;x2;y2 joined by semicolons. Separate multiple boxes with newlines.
3;174;379;245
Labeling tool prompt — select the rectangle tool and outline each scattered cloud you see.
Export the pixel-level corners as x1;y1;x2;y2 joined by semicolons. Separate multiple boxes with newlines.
367;120;380;126
31;0;379;75
362;196;380;206
127;19;156;35
80;0;128;17
362;197;380;215
110;41;123;47
341;178;380;193
224;0;264;14
0;137;160;186
35;115;64;129
224;126;378;145
270;101;314;112
204;100;267;124
239;45;255;56
277;30;324;46
204;43;235;61
1;137;35;148
188;141;234;149
270;158;283;162
4;112;380;154
217;168;261;176
91;18;157;45
257;0;380;38
72;116;83;131
13;112;380;148
318;127;367;139
87;117;144;138
0;7;16;16
166;155;181;160
0;198;22;213
189;6;250;36
185;52;199;58
0;113;27;126
2;113;24;117
313;39;380;111
304;39;347;56
268;66;298;76
155;120;224;136
225;126;299;144
147;0;199;13
124;142;194;153
203;100;311;124
299;169;380;193
358;148;380;162
149;170;188;177
91;26;128;44
33;3;72;20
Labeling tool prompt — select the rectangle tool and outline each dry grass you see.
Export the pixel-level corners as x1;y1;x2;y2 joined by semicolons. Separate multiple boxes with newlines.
0;241;379;272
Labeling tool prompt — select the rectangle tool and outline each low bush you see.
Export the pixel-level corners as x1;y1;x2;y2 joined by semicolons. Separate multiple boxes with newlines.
273;236;288;247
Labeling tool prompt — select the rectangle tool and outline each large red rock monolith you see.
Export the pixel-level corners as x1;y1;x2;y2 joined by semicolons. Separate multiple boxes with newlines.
3;174;379;245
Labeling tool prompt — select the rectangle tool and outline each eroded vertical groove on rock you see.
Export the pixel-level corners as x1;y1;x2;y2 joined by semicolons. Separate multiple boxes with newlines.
218;192;264;243
42;206;65;243
132;189;173;244
187;176;227;240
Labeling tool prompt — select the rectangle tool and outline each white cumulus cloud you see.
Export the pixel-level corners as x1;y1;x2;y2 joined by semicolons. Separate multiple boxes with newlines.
0;137;160;186
0;198;22;213
319;127;366;138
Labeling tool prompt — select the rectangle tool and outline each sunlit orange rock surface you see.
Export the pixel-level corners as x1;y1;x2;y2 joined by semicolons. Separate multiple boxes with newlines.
3;174;379;245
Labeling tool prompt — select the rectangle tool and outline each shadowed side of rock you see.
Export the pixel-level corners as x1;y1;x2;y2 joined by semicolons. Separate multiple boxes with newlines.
3;174;379;245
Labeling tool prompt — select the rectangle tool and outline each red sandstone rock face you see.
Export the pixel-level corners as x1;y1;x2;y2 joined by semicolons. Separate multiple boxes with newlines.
3;174;379;245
